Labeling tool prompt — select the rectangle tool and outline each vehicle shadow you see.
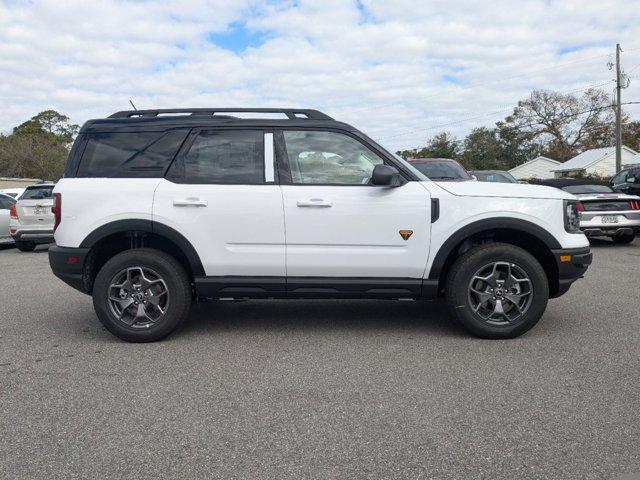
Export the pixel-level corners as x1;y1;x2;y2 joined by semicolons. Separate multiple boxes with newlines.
588;236;639;248
178;299;467;338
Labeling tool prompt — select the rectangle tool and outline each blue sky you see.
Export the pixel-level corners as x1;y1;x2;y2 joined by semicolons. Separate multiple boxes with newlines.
2;0;640;150
208;22;266;53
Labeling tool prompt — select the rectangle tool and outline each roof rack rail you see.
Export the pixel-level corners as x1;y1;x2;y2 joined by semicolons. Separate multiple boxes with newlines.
108;108;333;120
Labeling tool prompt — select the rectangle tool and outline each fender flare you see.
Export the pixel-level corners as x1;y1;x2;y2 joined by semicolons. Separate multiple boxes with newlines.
79;219;205;276
427;217;561;280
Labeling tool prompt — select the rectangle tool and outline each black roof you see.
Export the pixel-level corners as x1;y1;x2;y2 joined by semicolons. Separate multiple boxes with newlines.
81;108;353;133
536;178;610;188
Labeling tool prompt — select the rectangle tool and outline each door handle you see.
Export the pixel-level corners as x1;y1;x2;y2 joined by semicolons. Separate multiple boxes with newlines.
173;198;208;207
296;198;333;208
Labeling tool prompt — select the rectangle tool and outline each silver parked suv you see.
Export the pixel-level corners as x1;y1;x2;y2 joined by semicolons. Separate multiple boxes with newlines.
10;183;56;251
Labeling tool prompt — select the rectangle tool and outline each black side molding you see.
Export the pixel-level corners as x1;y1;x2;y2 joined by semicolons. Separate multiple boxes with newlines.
431;198;440;223
195;277;425;299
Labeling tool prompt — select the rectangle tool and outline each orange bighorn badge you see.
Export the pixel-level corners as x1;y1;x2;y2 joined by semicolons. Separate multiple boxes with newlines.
399;229;413;240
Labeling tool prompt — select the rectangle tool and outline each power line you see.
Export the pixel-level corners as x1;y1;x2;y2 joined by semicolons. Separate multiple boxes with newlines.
375;79;614;142
342;51;620;116
386;100;640;152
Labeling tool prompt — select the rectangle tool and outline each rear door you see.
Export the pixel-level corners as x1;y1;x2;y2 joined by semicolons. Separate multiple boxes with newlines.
16;185;54;228
153;128;286;280
277;129;431;285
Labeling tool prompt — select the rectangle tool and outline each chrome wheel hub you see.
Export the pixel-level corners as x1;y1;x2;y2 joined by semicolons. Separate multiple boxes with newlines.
107;266;170;328
467;261;533;326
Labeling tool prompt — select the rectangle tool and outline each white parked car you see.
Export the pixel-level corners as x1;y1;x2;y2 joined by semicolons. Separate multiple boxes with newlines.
10;183;56;251
0;187;26;199
49;108;592;342
0;193;17;245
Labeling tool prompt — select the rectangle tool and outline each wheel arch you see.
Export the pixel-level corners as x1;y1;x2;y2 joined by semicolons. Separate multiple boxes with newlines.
79;219;204;293
428;217;561;297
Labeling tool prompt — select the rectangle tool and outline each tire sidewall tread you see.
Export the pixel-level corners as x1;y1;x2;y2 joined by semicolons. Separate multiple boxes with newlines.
92;248;191;342
445;242;549;339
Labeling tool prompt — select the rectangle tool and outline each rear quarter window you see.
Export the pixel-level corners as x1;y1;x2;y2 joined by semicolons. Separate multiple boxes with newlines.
76;130;188;178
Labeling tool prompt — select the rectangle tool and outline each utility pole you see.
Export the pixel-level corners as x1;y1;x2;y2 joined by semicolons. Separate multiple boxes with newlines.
615;43;622;173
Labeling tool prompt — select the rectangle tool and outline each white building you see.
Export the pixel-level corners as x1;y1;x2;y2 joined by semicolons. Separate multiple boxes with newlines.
550;146;638;178
508;156;561;180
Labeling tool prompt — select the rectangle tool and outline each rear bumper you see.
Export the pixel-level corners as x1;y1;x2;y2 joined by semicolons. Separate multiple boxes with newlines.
12;228;55;243
48;245;90;293
550;246;592;298
580;213;640;237
582;227;637;237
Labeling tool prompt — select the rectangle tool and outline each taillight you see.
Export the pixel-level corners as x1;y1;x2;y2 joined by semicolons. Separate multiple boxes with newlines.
52;193;61;231
9;203;18;219
630;200;640;210
576;202;585;212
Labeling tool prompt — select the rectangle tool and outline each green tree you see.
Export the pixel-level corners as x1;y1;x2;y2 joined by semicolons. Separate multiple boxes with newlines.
501;88;615;161
13;110;79;144
622;120;640;152
397;132;460;160
459;127;502;169
0;110;76;180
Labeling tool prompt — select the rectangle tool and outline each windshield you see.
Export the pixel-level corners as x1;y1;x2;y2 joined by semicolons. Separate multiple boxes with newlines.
473;171;517;183
562;185;613;194
409;160;471;180
20;185;54;200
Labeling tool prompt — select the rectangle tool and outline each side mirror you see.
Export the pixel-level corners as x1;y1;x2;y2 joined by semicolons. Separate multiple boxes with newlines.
371;164;403;187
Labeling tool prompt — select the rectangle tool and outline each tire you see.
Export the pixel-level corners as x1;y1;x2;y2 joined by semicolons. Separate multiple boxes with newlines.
15;241;36;252
445;243;549;339
92;248;192;342
611;234;635;244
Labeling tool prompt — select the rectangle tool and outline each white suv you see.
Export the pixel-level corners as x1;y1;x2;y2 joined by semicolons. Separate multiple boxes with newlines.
49;108;592;342
10;183;56;251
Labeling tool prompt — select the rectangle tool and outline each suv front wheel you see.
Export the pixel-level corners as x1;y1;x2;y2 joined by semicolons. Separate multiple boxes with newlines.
92;248;192;342
445;243;549;339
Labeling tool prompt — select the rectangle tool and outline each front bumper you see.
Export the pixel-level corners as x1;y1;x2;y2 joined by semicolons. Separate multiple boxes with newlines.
48;245;90;293
550;246;592;298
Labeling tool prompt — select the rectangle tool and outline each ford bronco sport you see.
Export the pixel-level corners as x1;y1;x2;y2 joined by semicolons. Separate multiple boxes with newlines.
49;108;592;342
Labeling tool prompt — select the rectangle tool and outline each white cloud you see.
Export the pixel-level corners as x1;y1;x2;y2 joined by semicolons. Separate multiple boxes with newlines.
2;0;640;151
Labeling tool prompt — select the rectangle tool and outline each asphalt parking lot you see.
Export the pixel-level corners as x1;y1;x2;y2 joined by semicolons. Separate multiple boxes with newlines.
1;239;639;480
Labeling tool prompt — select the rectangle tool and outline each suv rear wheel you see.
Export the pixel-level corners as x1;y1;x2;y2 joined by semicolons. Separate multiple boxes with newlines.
445;243;549;339
92;248;192;342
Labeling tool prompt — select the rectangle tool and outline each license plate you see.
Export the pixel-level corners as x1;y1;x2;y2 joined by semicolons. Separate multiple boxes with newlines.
34;207;45;215
601;215;619;224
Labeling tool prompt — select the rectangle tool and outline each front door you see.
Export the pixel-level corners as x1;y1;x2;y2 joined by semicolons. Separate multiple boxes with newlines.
277;130;431;284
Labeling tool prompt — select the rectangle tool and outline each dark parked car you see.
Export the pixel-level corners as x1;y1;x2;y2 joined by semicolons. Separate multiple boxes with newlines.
611;166;640;196
406;158;473;181
470;170;518;183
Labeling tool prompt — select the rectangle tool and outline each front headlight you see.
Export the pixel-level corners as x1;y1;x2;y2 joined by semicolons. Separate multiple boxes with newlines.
564;200;582;233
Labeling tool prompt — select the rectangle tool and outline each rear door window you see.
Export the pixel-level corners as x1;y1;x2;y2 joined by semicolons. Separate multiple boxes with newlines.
77;130;188;177
169;130;264;184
